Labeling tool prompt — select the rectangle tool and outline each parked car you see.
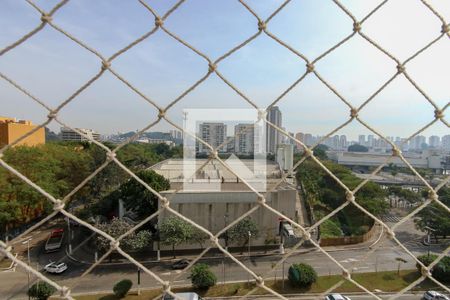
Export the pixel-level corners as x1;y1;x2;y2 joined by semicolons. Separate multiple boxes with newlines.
172;259;190;270
44;262;68;274
163;292;203;300
325;294;351;300
44;228;64;253
423;291;449;300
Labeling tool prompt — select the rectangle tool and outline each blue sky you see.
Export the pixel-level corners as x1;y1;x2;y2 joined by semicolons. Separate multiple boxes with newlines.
0;0;449;140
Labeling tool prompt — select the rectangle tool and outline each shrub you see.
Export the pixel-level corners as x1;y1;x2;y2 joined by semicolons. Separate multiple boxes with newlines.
288;263;318;288
28;281;56;300
416;254;450;283
113;279;133;298
189;263;217;289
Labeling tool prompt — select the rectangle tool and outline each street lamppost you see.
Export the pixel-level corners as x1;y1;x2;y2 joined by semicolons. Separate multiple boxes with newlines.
247;231;251;286
424;226;436;258
224;213;229;250
22;238;32;300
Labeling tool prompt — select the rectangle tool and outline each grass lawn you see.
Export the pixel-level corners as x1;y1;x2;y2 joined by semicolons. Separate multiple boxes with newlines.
72;269;443;300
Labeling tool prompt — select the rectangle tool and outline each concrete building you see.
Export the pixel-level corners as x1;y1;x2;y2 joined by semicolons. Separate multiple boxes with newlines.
234;124;254;154
429;135;440;149
136;138;175;147
151;159;296;248
0;117;45;147
358;135;366;146
198;122;227;153
276;144;294;172
329;150;449;173
61;127;100;142
266;106;282;154
443;135;450;151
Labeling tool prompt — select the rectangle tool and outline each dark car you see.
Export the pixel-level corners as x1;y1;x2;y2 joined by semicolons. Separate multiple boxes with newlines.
172;259;190;270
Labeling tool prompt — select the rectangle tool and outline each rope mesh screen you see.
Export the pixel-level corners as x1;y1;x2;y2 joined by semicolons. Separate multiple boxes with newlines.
0;0;449;299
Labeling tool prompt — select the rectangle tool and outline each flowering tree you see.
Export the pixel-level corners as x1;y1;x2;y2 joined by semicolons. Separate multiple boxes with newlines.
96;217;151;252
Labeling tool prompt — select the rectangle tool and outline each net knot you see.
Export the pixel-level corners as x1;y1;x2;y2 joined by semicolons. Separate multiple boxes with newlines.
345;191;355;203
258;20;266;31
396;64;405;74
421;266;431;278
47;110;58;120
353;22;361;32
60;286;70;298
441;23;449;34
155;17;164;27
306;63;315;73
41;14;52;23
257;108;267;121
434;109;444;119
53;199;65;211
304;147;313;157
208;63;217;73
209;235;219;245
158;109;166;119
386;228;396;239
392;147;401;157
106;152;116;161
209;150;218;159
342;269;351;280
101;60;111;70
302;230;311;240
350;107;358;118
160;197;170;208
256;276;264;286
429;191;438;202
257;195;266;205
162;282;170;292
110;240;120;250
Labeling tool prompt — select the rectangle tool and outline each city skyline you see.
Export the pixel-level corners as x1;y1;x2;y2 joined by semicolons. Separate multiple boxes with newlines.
1;0;449;139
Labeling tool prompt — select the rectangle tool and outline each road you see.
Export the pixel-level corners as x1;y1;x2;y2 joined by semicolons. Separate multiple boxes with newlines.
1;218;448;299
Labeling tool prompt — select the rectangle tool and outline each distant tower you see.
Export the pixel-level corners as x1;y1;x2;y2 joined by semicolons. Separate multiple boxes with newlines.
266;106;282;154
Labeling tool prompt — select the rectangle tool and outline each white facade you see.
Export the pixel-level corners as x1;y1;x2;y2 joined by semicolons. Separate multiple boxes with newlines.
60;127;100;142
198;122;227;153
276;144;294;172
234;123;254;154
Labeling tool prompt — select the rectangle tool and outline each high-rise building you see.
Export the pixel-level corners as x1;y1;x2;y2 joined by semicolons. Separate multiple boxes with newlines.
198;122;227;153
169;129;182;140
442;135;450;151
428;135;440;148
339;135;347;149
0;117;45;147
266;106;282;154
358;135;366;146
61;127;100;142
295;132;304;149
304;133;314;147
332;135;340;150
367;135;374;147
234;123;254;154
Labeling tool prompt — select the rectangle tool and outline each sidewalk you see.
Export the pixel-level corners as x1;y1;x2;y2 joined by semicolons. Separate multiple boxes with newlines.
66;224;383;266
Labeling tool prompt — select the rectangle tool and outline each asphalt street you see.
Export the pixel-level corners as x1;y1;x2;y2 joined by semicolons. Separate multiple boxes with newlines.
1;218;448;299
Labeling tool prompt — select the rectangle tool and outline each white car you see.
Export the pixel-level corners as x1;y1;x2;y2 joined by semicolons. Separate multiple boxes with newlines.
423;291;449;300
44;262;68;274
325;294;351;300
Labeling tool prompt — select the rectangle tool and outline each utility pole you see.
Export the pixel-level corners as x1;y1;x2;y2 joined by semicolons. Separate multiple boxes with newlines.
22;238;32;299
137;268;141;295
247;231;251;286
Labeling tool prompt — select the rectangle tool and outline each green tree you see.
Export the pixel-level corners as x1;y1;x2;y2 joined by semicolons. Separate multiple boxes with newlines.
159;216;194;258
96;218;151;253
191;227;209;249
415;188;450;239
313;144;329;160
118;170;170;219
28;281;56;300
416;254;450;283
288;263;317;288
228;218;259;251
189;263;217;289
348;144;369;152
113;279;133;298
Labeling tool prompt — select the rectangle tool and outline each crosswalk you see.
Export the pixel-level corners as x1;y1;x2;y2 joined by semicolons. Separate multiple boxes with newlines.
381;215;403;223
